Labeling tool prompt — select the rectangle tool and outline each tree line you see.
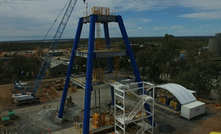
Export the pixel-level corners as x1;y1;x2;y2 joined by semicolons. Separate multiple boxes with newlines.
0;55;41;83
1;35;219;95
132;34;219;93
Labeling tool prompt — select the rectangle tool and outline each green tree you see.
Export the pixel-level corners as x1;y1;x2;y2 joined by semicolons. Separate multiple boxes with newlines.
6;55;41;81
0;61;4;82
75;57;87;72
173;39;219;92
136;34;181;82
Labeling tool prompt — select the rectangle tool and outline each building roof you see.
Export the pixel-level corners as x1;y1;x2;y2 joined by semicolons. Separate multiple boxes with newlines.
50;59;69;68
156;83;196;105
182;101;205;108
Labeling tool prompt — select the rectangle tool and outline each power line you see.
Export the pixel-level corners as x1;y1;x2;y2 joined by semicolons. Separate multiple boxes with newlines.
41;0;71;42
109;23;121;37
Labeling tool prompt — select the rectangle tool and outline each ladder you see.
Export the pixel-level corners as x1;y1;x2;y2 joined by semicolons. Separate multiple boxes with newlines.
136;121;152;134
126;95;151;121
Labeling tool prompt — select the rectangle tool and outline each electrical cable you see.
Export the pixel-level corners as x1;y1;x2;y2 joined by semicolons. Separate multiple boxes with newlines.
41;0;71;42
109;23;121;37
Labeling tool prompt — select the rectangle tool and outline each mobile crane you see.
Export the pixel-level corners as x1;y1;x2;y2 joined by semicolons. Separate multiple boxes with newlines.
13;0;85;105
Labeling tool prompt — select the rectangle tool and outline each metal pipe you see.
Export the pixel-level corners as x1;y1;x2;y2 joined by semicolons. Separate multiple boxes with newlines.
110;86;114;105
95;89;97;109
99;88;102;127
116;15;142;83
83;15;96;134
103;22;113;72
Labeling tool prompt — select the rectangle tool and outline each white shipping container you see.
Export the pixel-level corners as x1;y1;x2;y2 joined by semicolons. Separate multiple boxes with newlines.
181;101;205;119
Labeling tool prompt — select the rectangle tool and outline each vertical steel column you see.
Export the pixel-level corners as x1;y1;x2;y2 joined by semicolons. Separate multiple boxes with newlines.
152;86;155;128
117;15;154;125
103;22;113;72
116;15;142;83
83;15;96;134
110;86;114;105
58;18;83;118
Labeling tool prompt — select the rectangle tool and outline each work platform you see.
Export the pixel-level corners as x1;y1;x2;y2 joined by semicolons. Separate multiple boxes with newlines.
83;15;117;23
75;49;127;58
70;72;133;89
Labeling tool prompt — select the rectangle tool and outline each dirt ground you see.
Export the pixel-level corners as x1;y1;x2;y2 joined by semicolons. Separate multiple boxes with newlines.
164;104;221;134
0;83;14;111
175;104;221;134
0;77;68;111
153;101;221;134
0;80;221;134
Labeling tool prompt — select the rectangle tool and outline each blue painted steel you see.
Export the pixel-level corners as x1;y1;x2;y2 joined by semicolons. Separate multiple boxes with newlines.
83;15;96;134
117;15;154;125
144;103;155;126
27;0;77;96
116;16;142;83
58;18;83;118
14;82;25;95
103;22;113;72
110;86;114;105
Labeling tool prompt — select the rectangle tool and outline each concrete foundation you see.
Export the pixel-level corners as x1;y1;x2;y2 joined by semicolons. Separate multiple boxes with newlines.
54;116;65;123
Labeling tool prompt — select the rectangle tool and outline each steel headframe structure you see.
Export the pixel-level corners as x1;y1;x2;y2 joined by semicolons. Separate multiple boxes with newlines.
57;14;154;134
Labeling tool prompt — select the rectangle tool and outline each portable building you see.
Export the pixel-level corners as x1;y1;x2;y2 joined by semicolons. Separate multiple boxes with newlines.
181;101;205;119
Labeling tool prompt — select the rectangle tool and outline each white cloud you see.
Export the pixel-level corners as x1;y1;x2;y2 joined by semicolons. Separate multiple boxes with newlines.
153;26;183;30
0;0;221;41
138;27;143;30
140;19;152;23
153;26;168;30
179;10;221;20
112;0;221;12
170;26;184;29
1;0;221;21
177;0;221;11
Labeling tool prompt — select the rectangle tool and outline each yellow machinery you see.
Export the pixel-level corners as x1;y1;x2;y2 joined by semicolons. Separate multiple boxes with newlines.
54;80;63;90
210;132;221;134
93;68;103;80
158;97;167;105
92;113;105;129
169;100;179;109
169;99;181;111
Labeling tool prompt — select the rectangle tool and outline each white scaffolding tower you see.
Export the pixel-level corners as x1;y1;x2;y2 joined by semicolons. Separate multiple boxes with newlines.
112;81;154;134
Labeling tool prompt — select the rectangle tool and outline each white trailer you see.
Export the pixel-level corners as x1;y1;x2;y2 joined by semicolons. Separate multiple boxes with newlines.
181;101;206;120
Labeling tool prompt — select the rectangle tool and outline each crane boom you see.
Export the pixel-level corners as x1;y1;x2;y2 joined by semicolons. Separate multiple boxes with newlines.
27;0;77;96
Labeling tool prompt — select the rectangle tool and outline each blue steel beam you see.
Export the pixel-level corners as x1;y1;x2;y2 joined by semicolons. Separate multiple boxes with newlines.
58;18;83;118
116;15;142;83
117;15;154;125
103;22;113;73
110;86;114;105
83;15;96;134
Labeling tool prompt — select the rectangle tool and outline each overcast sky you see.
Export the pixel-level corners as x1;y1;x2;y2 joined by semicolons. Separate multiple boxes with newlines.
0;0;221;41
